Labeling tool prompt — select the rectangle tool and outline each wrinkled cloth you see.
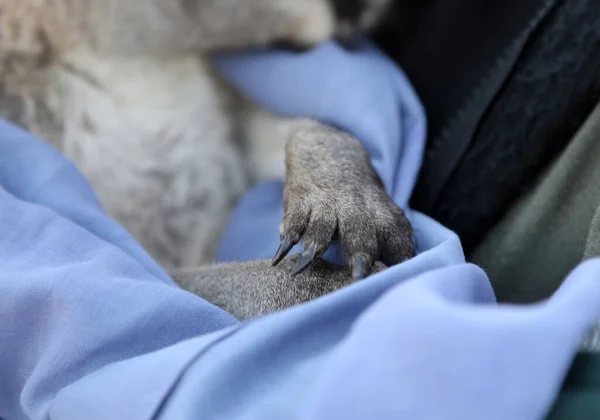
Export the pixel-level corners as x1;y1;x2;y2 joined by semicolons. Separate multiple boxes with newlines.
431;0;600;253
213;41;424;262
379;0;600;254
471;100;600;303
0;40;600;420
542;120;600;418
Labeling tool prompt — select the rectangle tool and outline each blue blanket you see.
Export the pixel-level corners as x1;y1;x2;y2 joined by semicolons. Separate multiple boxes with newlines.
1;41;599;420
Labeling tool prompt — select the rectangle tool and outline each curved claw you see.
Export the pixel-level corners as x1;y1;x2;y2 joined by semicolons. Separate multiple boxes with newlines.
272;235;296;266
291;244;319;276
352;254;372;281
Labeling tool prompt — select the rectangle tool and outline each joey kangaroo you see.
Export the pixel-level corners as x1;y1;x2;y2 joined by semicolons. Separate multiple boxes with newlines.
1;0;415;320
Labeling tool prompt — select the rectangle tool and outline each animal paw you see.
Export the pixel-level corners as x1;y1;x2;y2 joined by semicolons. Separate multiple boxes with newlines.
272;123;415;281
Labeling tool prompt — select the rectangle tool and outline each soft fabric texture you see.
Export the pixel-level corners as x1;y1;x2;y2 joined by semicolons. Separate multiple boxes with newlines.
379;0;600;253
432;0;600;253
547;353;600;419
213;41;425;262
0;41;435;420
434;94;600;417
547;211;600;418
471;100;600;303
447;97;600;419
1;40;600;420
546;173;600;419
377;0;552;151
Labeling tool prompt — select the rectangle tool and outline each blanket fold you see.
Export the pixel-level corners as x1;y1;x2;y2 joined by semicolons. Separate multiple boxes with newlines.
0;39;598;420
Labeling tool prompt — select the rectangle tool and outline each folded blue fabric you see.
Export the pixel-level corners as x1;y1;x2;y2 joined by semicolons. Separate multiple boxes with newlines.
213;41;425;262
0;40;599;420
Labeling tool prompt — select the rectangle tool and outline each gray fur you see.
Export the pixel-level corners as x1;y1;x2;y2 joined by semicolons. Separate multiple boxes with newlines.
0;0;413;319
173;256;388;321
175;124;415;320
283;124;414;270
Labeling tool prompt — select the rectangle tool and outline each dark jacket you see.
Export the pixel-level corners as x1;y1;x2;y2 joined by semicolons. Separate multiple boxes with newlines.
376;0;600;253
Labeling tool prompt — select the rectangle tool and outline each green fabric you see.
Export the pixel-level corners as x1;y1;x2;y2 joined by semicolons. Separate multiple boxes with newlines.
548;189;600;418
471;101;600;303
583;202;600;259
547;353;600;419
467;101;600;418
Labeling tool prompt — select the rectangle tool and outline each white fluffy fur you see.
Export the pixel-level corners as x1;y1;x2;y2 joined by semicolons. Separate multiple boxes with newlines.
0;0;390;271
55;51;252;268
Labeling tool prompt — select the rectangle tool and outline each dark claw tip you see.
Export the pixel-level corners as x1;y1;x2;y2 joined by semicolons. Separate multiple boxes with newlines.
272;235;295;266
352;254;372;282
291;244;319;277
